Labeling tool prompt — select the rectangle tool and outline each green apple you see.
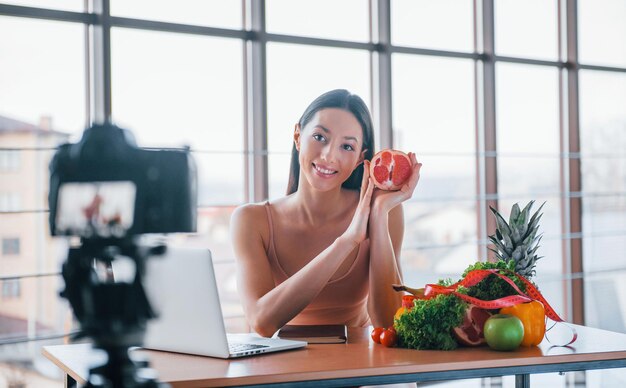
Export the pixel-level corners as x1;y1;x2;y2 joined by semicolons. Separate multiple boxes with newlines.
484;314;524;351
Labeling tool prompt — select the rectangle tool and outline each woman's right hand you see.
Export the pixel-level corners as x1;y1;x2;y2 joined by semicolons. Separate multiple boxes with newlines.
342;161;375;245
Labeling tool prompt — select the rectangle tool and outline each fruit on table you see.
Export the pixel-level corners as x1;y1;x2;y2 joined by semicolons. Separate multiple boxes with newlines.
371;327;384;344
452;304;492;346
394;295;417;320
500;300;546;346
370;149;412;191
483;314;525;351
380;327;398;347
371;327;398;347
488;201;545;279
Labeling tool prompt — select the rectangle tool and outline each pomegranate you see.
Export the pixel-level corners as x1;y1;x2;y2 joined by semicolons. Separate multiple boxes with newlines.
369;149;412;191
452;304;492;346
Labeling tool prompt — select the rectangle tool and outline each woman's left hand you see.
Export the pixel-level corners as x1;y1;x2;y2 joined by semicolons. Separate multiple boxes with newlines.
371;152;422;215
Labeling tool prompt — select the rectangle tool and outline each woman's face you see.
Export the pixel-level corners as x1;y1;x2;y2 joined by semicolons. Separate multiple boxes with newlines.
295;108;366;192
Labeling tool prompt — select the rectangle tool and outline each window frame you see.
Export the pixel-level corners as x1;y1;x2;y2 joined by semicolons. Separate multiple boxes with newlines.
0;0;625;329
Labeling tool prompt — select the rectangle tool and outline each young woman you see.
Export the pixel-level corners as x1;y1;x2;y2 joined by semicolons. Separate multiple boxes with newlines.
231;89;422;337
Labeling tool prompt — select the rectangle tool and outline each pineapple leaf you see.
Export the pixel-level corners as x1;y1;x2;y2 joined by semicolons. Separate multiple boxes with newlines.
509;203;521;226
527;202;546;229
517;200;534;235
511;226;521;244
491;208;513;240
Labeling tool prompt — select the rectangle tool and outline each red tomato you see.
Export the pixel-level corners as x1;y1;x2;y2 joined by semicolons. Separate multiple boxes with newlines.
371;327;384;344
380;328;398;347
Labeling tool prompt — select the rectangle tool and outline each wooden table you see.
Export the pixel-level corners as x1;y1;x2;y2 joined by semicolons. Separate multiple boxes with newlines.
43;324;626;387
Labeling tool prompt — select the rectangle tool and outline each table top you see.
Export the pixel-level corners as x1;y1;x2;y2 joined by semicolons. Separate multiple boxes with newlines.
43;324;626;387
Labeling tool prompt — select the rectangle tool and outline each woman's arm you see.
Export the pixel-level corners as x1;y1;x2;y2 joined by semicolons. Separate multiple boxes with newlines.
366;154;422;327
367;204;405;328
232;175;374;337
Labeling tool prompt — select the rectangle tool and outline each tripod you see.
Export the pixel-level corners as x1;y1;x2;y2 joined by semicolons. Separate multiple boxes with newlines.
60;239;167;387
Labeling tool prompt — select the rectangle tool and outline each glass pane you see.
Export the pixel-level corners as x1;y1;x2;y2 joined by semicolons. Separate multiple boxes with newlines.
402;200;478;286
583;196;626;235
579;0;626;67
0;259;72;384
111;28;244;206
194;153;244;205
495;0;558;61
0;274;72;339
0;0;83;12
584;271;626;333
582;157;626;195
498;156;560;197
392;54;475;155
580;70;626;158
0;148;63;212
266;43;370;200
584;234;626;273
408;155;475;201
110;0;241;29
391;0;473;52
266;0;369;42
496;63;560;155
0;16;86;138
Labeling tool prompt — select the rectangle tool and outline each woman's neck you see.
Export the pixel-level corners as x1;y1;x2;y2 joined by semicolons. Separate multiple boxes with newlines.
291;184;349;226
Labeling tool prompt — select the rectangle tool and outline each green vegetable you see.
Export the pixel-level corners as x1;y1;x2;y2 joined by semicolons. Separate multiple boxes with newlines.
394;294;467;350
461;260;526;302
394;260;533;351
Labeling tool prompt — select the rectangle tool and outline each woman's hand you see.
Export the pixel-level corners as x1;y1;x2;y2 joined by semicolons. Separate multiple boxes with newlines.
342;162;375;245
371;152;422;215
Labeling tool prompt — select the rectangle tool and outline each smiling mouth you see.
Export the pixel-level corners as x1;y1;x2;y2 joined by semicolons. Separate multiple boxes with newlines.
313;163;338;176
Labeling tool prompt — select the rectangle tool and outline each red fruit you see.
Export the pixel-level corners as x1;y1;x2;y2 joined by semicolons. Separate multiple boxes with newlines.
380;328;398;347
371;327;384;344
401;295;417;309
452;304;492;346
370;149;412;191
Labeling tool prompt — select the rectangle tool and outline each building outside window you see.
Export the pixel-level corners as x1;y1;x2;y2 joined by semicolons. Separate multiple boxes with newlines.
0;150;21;171
1;238;20;256
1;279;21;299
0;193;21;212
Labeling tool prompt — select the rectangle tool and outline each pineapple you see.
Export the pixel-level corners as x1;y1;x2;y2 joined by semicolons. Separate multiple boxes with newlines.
488;201;545;278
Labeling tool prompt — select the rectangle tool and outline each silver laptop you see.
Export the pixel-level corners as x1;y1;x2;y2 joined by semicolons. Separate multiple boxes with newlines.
113;246;306;358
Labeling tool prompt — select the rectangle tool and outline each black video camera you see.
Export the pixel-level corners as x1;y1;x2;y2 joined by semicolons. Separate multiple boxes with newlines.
48;122;196;387
49;123;197;239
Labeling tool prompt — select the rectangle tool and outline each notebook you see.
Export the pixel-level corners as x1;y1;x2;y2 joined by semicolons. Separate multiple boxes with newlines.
112;246;307;358
277;324;347;344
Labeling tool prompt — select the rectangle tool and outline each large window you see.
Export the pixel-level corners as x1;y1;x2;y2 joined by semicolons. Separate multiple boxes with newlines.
1;1;625;386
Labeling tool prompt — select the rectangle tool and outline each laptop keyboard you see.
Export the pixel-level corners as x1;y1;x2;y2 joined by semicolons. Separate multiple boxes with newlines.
229;343;270;354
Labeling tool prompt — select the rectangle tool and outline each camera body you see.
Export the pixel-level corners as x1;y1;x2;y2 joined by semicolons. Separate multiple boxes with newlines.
49;123;197;239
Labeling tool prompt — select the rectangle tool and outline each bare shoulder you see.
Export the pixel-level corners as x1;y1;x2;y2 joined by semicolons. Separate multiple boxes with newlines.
231;202;268;225
231;202;271;245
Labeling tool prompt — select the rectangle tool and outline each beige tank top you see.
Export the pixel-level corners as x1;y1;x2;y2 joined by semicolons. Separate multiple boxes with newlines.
264;202;371;327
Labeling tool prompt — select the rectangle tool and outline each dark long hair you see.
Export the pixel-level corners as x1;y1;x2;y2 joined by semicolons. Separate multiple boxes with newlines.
286;89;375;195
